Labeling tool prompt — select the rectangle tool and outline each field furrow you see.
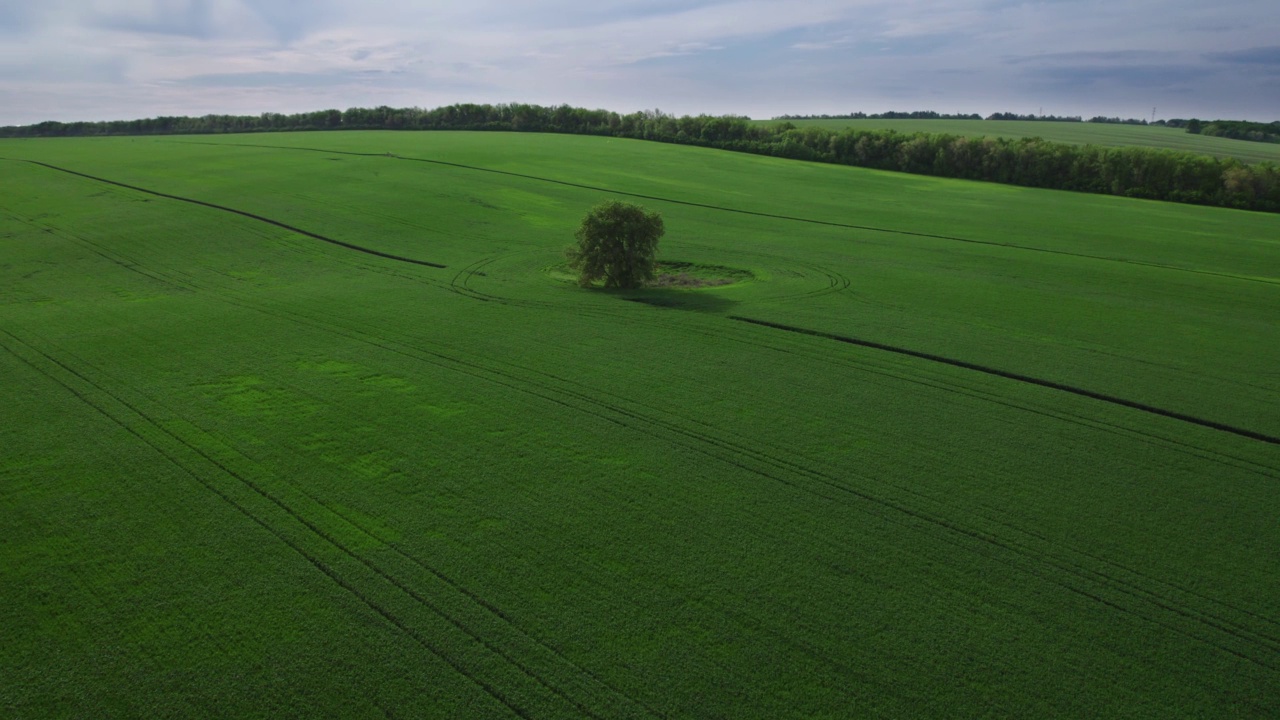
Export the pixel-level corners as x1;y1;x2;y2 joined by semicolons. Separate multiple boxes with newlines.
3;131;1278;718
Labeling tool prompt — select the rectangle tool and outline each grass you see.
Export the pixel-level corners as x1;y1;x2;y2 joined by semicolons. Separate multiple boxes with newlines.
760;118;1280;164
644;261;752;288
1;131;1278;718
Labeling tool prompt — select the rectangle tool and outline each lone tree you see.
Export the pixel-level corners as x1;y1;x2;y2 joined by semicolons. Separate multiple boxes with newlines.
567;200;664;288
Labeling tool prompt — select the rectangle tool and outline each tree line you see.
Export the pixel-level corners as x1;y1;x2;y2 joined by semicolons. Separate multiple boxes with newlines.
2;103;1277;212
774;111;983;120
1192;120;1280;144
985;112;1083;122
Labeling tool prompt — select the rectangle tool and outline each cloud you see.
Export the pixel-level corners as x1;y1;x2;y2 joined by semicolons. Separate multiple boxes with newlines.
172;70;405;89
1002;49;1210;93
1025;64;1212;91
1004;50;1177;65
1;0;1279;125
1205;46;1280;66
791;37;851;51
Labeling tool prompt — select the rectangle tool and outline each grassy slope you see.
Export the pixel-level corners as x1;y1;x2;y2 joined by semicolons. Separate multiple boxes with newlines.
2;132;1278;718
761;118;1280;164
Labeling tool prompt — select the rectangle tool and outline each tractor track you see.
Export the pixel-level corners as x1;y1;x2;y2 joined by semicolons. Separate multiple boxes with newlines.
2;158;448;269
444;250;1279;479
10;157;1280;687
3;213;661;717
429;260;1280;656
732;316;1280;447
150;272;1280;673
0;330;536;719
15;240;1280;679
21;195;1280;660
435;250;1280;643
168;140;1280;287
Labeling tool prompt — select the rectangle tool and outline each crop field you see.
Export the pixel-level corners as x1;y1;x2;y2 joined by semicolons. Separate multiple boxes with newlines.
763;118;1280;163
2;130;1279;718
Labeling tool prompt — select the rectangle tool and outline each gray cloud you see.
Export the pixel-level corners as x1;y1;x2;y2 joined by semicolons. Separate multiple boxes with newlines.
1205;46;1280;65
0;6;39;36
1004;50;1177;65
1;0;1278;125
1024;64;1212;91
169;68;488;95
172;70;402;89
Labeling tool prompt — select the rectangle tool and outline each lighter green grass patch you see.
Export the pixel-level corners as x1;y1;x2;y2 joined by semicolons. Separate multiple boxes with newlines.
320;447;406;484
420;402;466;419
296;359;413;393
361;373;414;393
296;358;362;376
197;375;321;418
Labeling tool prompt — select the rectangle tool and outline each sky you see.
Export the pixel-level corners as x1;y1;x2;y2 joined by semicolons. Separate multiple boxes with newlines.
2;0;1278;126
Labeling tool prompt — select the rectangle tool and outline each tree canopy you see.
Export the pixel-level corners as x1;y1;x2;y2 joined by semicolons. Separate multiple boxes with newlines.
566;201;664;289
4;103;1276;212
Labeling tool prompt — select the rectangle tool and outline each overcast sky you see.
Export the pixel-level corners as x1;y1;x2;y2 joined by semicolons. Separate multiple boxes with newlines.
2;0;1278;126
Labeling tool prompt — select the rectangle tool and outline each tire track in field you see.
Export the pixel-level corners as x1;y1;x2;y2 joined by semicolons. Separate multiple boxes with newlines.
823;347;1280;482
146;283;913;691
7;221;648;715
24;159;1274;686
60;231;1280;679
347;320;1280;671
481;352;1280;665
769;355;1280;637
41;201;1280;654
463;275;1280;643
446;249;1280;484
244;347;858;709
75;326;659;719
25;144;1274;441
292;496;667;720
65;233;725;716
15;156;1274;671
7;166;460;300
0;331;532;719
312;291;1280;666
127;141;1280;460
10;320;650;720
167;141;1279;287
713;309;1280;476
0;211;192;293
79;181;1280;665
182;277;1280;662
1;158;448;269
448;250;1278;475
731;315;1280;447
294;270;1280;671
178;331;822;715
185;276;1280;672
693;318;1280;640
485;315;1280;642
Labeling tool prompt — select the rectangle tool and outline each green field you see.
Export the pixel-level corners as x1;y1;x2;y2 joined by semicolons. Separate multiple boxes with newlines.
763;118;1280;164
3;131;1279;718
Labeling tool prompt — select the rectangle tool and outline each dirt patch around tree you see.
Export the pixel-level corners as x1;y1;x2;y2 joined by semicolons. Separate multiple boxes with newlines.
646;261;754;288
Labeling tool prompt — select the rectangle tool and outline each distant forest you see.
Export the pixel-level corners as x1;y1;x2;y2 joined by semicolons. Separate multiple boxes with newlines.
2;104;1277;213
1189;119;1280;143
775;111;984;121
776;112;1280;140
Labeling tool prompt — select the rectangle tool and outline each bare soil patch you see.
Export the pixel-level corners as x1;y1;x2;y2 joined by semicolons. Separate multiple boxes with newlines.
647;261;752;288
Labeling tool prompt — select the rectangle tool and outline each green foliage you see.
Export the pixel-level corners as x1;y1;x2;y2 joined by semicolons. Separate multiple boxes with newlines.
566;200;664;288
2;132;1279;718
1200;119;1280;144
764;117;1280;165
5;103;1280;212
